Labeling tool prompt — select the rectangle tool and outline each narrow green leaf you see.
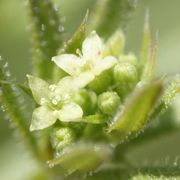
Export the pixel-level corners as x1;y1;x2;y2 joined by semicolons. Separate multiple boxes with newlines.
140;13;157;81
18;83;33;97
27;0;64;81
89;0;136;39
0;57;40;160
107;80;163;142
59;11;88;54
47;142;112;175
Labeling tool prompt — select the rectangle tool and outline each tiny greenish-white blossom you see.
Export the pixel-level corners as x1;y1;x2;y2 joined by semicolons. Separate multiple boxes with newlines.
27;75;83;131
52;31;117;87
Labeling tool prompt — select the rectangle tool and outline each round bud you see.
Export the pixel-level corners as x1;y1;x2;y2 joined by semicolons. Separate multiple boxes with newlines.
88;69;112;94
50;127;75;152
98;91;121;115
113;62;138;97
119;53;137;65
113;62;138;84
73;89;97;115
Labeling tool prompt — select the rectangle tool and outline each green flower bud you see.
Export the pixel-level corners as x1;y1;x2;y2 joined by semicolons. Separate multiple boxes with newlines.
50;127;75;152
119;53;137;65
73;89;97;115
98;91;121;115
88;69;112;94
113;62;138;97
103;30;125;57
113;62;138;84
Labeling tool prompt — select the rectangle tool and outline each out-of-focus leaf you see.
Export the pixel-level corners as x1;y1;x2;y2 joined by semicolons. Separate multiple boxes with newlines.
89;0;136;39
84;164;180;180
27;0;64;81
59;11;89;54
47;142;112;176
0;57;40;160
0;80;33;97
107;80;163;142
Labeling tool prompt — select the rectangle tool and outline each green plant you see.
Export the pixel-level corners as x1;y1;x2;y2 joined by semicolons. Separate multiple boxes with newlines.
0;0;180;179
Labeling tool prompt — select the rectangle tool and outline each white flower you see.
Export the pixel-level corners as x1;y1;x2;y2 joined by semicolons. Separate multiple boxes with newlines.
27;75;83;131
52;31;117;87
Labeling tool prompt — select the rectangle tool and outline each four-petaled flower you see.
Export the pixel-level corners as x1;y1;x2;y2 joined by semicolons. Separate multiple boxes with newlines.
52;31;117;87
27;75;83;131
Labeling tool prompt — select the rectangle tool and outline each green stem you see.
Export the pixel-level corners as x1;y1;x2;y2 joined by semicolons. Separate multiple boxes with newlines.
27;0;64;81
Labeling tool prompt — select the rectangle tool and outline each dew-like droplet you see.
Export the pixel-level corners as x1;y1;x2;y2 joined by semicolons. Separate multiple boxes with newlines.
4;62;8;68
1;105;6;112
53;4;59;12
52;99;58;105
52;96;61;105
41;24;45;31
46;160;54;168
5;70;11;77
58;25;64;33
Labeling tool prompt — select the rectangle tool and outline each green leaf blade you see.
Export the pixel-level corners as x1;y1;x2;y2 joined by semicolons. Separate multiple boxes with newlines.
107;80;163;142
0;58;40;160
59;11;88;54
47;142;112;176
139;13;157;81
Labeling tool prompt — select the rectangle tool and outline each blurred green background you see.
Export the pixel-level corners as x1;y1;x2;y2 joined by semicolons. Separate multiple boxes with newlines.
0;0;179;179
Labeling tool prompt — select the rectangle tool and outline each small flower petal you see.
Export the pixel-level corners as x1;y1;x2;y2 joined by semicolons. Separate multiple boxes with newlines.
30;106;57;131
58;102;83;122
73;71;95;89
93;56;117;75
27;75;50;105
82;31;103;61
52;54;84;76
57;76;76;92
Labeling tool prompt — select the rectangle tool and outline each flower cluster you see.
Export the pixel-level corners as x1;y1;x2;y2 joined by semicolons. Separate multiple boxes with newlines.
28;30;138;150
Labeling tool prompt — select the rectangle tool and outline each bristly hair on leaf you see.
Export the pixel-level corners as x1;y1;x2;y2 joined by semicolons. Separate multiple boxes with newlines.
0;56;40;161
59;10;89;54
27;0;64;81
